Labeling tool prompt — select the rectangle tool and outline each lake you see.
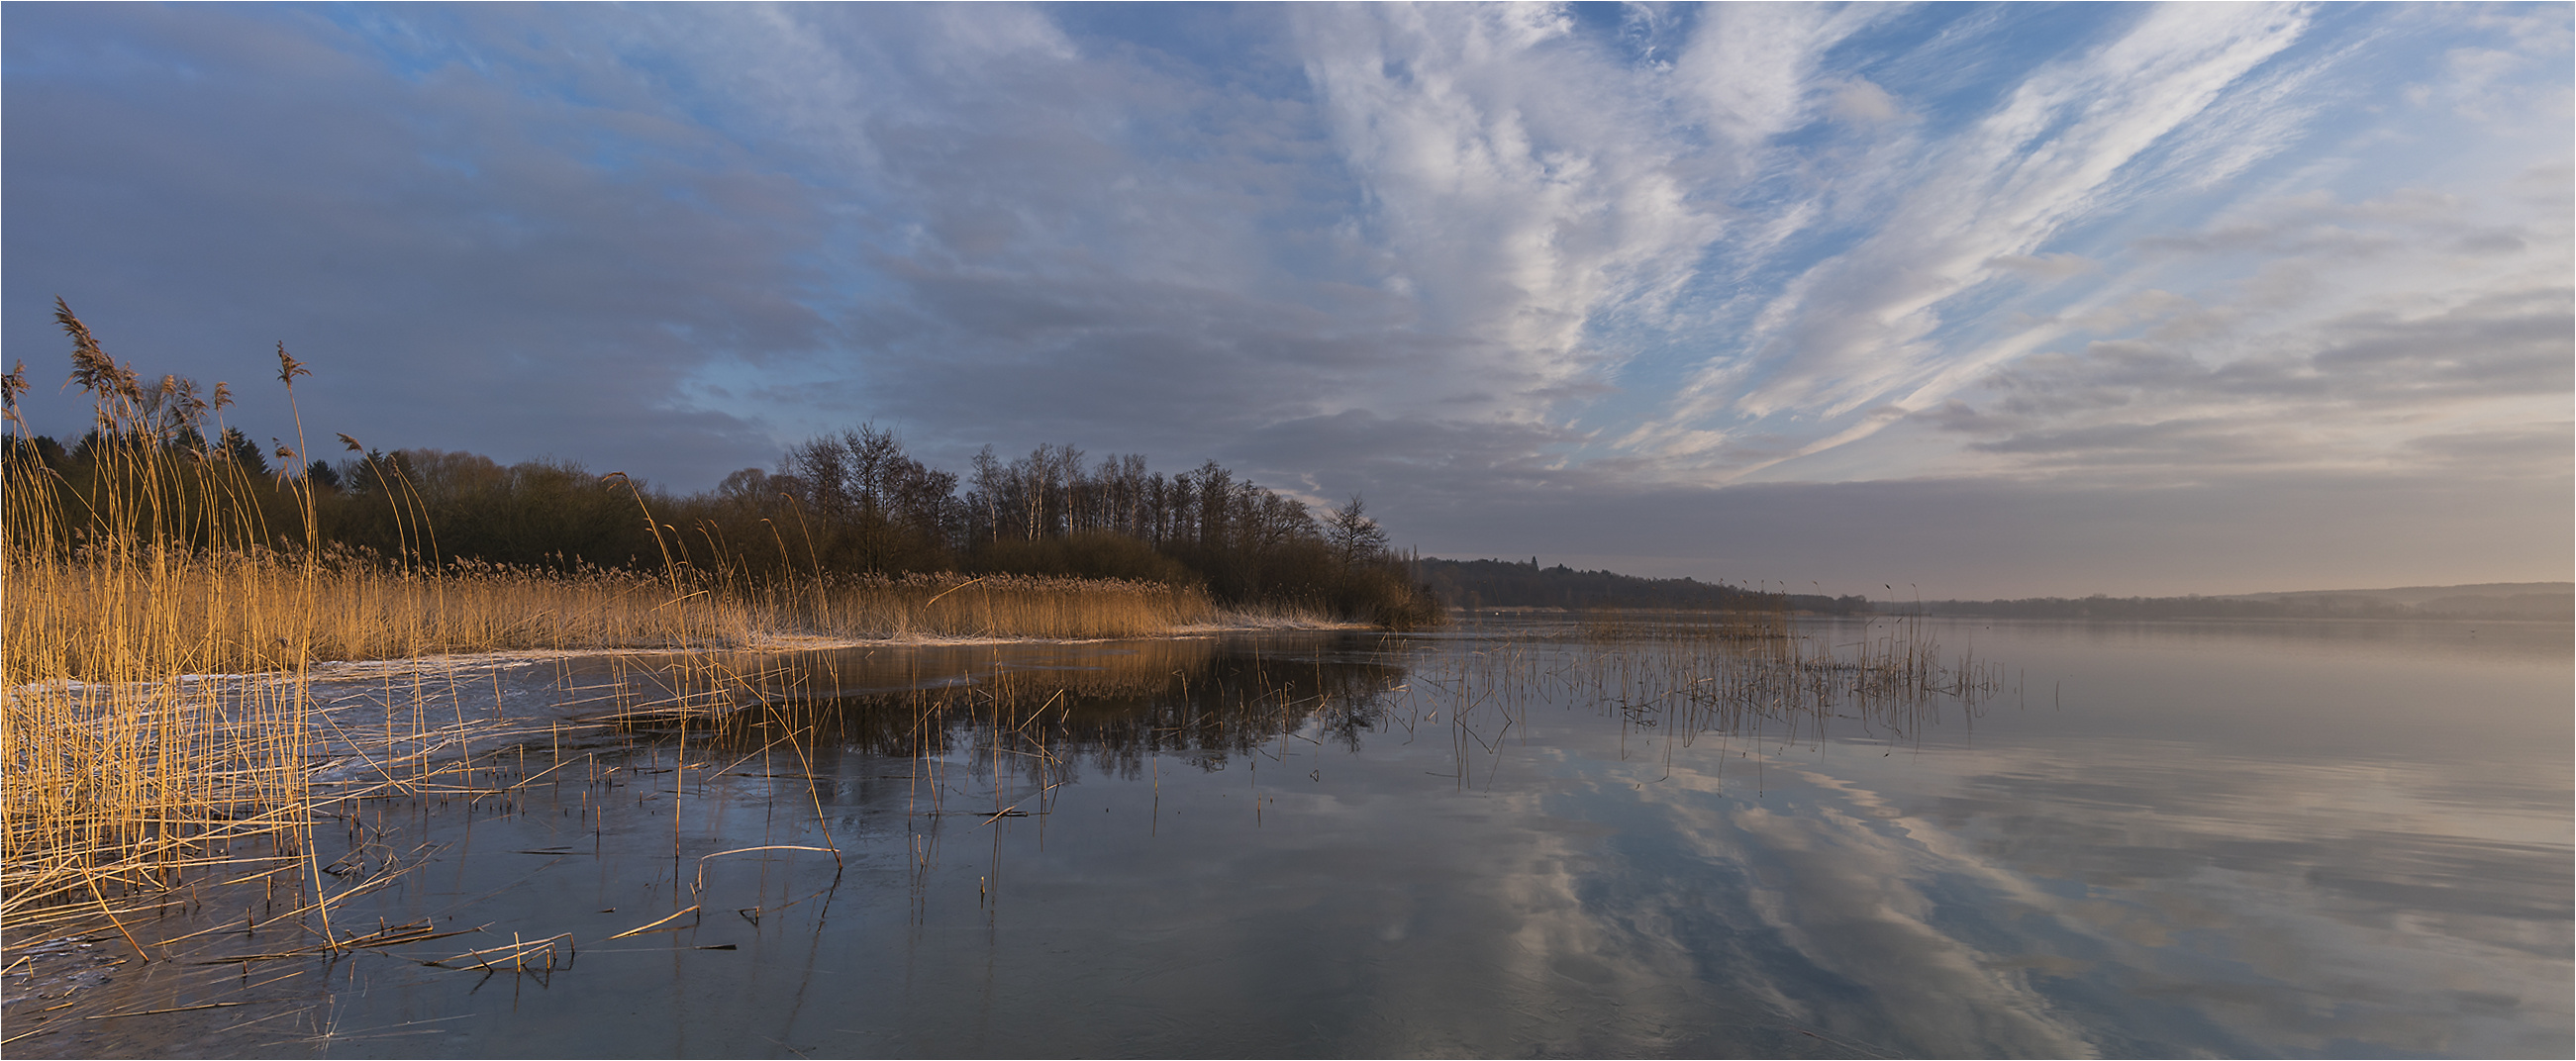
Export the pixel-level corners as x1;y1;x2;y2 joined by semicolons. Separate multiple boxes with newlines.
9;615;2569;1058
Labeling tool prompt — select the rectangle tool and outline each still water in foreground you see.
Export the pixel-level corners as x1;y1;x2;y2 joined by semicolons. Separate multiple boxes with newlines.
12;616;2570;1057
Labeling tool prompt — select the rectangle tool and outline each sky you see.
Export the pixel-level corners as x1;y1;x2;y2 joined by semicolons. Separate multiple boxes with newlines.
5;2;2568;599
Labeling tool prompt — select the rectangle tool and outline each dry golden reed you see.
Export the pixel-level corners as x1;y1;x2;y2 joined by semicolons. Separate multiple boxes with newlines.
739;571;1217;642
3;306;332;927
10;558;1221;681
1;304;1221;938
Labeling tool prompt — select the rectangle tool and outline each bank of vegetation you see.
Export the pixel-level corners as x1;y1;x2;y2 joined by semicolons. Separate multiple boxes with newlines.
0;302;1431;933
6;313;1440;664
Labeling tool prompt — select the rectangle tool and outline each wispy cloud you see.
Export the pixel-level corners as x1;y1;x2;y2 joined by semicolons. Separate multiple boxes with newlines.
1640;4;2317;474
4;3;2563;592
1293;4;1724;417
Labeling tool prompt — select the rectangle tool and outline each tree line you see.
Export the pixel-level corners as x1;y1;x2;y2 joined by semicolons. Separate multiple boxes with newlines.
5;342;1437;627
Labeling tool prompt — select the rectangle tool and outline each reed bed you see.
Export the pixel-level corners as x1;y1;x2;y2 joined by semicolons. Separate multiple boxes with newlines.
3;316;335;936
735;571;1215;642
3;348;402;956
1589;616;2000;723
0;303;1232;953
1558;611;1996;723
3;520;1214;935
1392;611;2002;789
9;556;1221;681
1574;606;1796;643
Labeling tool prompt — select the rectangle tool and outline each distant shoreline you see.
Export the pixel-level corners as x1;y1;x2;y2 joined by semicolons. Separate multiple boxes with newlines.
1425;567;2569;623
1449;605;2571;623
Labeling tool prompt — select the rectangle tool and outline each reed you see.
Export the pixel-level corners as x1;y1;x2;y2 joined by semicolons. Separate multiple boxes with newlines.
8;557;1220;682
747;571;1216;641
0;304;1233;941
2;306;333;929
1575;605;1795;643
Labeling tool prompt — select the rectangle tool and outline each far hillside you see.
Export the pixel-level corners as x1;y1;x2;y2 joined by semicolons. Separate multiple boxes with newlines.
1886;582;2572;621
1419;557;1868;615
1420;557;2568;622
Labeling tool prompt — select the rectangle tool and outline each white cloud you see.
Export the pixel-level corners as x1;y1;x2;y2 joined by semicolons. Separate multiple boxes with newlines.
1827;77;1903;125
1985;252;2099;280
7;4;2563;592
1602;0;2566;507
1292;5;1724;419
1708;4;2314;423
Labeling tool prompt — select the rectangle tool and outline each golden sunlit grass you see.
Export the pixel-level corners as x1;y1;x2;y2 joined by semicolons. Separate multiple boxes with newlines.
715;570;1218;643
0;482;1217;938
9;557;1223;680
2;309;337;937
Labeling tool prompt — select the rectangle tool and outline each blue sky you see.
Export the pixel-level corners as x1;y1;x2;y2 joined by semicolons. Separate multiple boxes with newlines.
6;3;2568;597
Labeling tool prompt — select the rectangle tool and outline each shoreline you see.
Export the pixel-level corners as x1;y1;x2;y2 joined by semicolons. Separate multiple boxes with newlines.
12;617;1382;692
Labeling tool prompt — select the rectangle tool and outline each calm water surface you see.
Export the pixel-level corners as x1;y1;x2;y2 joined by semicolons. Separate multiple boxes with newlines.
14;617;2569;1058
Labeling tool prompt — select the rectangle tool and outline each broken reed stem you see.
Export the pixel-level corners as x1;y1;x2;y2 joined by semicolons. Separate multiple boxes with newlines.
604;905;701;940
429;931;570;971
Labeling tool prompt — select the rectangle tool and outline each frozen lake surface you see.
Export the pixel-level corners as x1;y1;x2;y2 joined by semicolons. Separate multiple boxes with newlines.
10;616;2568;1058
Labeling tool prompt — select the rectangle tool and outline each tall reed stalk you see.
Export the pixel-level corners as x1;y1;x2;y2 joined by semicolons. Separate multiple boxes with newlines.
2;303;325;925
0;305;1230;939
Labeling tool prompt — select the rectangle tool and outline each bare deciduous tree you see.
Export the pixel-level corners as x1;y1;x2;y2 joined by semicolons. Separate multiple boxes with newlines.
1327;495;1388;565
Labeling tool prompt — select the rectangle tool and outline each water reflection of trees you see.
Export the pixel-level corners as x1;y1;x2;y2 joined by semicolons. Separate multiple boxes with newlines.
673;623;2003;806
695;636;1412;793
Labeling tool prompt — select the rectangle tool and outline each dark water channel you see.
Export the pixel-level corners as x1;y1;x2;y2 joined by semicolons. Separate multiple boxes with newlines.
10;617;2569;1057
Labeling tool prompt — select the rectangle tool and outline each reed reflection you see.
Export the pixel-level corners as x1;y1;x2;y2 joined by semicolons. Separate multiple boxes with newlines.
675;637;1408;820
